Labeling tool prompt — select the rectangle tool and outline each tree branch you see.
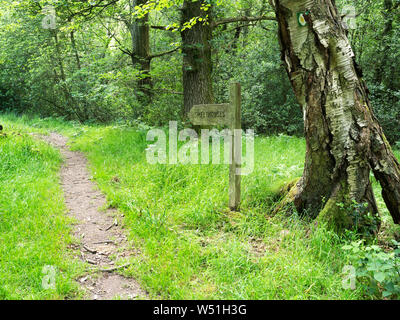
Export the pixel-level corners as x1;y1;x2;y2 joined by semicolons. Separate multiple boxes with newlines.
151;88;184;95
67;0;120;20
149;47;180;60
212;15;276;28
220;23;270;33
150;25;175;31
99;19;132;56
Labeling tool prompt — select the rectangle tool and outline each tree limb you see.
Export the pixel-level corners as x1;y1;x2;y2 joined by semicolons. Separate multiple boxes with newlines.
149;47;180;60
212;15;276;28
67;0;120;20
99;19;132;56
150;25;175;31
220;23;270;33
151;88;184;95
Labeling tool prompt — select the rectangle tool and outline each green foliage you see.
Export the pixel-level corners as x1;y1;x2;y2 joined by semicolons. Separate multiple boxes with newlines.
369;84;400;145
213;26;303;135
1;0;399;142
343;240;400;299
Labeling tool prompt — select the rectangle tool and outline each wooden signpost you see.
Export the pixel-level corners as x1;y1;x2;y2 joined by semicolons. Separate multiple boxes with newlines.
188;83;241;211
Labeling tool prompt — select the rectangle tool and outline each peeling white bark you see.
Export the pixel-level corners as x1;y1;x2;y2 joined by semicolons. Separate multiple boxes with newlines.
275;0;400;227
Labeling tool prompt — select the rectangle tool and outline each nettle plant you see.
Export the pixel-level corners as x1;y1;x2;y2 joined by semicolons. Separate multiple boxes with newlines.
342;240;400;299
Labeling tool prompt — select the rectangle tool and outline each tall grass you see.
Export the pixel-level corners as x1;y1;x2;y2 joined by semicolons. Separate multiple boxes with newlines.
70;127;372;299
1;113;399;299
0;115;83;299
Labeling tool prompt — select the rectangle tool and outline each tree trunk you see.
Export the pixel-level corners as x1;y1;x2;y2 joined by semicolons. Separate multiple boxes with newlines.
53;31;66;82
52;30;85;122
128;0;152;102
181;0;214;115
70;30;81;70
375;0;395;88
274;0;400;232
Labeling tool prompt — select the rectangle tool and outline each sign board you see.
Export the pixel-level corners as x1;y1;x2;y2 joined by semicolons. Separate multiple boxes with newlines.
188;83;242;211
188;103;233;126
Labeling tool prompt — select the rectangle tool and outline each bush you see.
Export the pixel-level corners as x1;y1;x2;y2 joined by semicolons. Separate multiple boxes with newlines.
343;240;400;299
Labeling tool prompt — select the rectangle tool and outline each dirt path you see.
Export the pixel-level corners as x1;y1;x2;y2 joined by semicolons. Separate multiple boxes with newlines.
41;133;147;300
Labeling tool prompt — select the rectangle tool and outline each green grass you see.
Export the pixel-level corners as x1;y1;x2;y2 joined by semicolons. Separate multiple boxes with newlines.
1;112;399;300
0;114;84;299
68;126;385;299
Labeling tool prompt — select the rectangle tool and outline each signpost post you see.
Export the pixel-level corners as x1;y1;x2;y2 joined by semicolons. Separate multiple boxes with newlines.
188;83;241;211
229;83;241;211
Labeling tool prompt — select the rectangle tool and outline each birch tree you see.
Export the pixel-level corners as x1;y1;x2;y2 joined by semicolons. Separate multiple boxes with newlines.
273;0;400;232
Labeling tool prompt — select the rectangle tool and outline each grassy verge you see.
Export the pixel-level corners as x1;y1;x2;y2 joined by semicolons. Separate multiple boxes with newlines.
0;114;83;299
1;113;399;299
68;126;375;299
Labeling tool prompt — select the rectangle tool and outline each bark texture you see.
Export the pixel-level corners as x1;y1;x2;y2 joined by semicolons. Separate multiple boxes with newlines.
376;0;395;88
127;0;152;101
274;0;400;231
181;0;214;115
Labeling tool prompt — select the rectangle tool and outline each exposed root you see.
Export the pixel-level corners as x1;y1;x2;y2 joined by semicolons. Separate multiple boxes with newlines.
271;178;301;216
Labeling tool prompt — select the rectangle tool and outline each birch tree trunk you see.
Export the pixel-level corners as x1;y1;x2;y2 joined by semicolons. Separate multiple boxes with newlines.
274;0;400;232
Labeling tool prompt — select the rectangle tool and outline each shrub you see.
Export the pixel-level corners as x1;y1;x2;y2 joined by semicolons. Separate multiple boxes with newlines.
343;240;400;299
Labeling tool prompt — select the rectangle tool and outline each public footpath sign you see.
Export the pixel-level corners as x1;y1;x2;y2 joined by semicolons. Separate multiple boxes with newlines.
188;83;242;211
